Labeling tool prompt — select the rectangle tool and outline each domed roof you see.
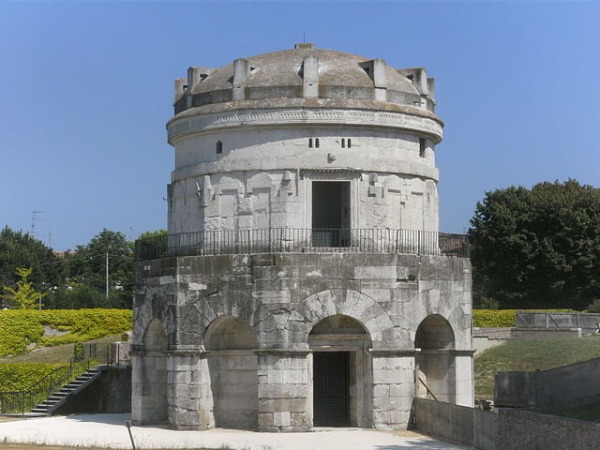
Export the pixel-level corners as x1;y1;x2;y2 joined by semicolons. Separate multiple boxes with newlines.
173;44;436;116
192;45;417;94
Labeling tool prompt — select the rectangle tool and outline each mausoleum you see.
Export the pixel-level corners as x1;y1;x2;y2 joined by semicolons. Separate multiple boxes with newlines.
132;43;474;432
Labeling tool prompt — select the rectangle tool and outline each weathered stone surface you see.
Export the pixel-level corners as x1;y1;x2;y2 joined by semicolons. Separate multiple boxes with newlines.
132;44;473;433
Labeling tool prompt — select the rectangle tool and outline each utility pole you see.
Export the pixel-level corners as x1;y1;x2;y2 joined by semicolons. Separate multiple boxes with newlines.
105;251;109;299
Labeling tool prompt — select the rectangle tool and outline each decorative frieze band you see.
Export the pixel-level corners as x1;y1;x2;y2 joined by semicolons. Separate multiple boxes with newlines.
168;108;443;143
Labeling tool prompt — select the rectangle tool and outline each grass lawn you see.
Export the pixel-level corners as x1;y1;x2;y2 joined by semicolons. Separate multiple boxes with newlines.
0;335;123;365
475;335;600;400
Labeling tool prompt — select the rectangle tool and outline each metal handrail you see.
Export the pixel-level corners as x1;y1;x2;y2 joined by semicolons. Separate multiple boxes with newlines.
135;228;469;261
0;359;90;415
0;342;131;415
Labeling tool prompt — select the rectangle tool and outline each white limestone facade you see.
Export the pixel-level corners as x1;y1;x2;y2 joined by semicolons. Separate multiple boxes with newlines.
166;45;442;236
132;44;473;433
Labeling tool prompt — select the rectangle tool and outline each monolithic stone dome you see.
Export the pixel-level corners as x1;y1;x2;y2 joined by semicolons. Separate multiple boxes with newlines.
172;43;439;121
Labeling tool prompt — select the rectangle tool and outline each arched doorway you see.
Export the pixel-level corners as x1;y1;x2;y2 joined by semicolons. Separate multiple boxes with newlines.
415;314;455;402
205;316;259;430
308;315;372;427
141;318;168;424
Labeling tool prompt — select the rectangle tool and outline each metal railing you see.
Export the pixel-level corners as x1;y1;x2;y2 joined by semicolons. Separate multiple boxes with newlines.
135;228;469;261
0;358;90;415
0;342;131;415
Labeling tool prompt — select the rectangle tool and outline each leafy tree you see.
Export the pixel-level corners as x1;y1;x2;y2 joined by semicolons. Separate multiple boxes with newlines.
135;229;167;260
0;227;62;291
469;180;600;310
60;229;134;309
3;267;46;309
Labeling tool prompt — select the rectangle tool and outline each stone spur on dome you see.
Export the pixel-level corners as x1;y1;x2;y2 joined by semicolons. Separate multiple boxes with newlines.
132;43;473;432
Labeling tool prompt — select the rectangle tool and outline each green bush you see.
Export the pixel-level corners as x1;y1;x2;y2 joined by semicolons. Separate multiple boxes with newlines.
473;309;577;328
473;310;518;328
0;309;132;357
0;363;65;391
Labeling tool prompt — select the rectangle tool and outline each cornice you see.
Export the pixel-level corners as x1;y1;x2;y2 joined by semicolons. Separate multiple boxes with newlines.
167;107;443;144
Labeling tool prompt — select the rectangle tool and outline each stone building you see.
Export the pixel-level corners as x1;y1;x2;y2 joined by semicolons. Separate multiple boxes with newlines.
132;44;474;432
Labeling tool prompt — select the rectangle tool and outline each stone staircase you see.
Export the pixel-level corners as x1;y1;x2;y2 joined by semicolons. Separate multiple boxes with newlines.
30;367;103;415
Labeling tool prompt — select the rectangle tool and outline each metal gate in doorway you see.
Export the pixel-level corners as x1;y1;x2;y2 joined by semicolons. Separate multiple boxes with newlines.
313;351;350;427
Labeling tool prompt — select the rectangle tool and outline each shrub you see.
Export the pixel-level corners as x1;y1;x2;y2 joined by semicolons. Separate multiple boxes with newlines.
0;363;65;391
473;310;518;328
0;309;132;357
473;309;577;328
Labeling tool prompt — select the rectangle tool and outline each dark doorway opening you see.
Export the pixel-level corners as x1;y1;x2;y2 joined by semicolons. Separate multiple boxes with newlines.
313;352;350;427
312;181;350;247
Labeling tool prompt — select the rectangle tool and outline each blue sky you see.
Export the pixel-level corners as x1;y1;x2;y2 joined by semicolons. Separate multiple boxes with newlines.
1;1;598;251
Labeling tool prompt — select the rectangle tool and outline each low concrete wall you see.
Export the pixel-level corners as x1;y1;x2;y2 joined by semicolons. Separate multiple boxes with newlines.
496;408;600;450
495;357;600;409
415;398;600;450
517;312;600;335
56;366;131;415
414;398;494;450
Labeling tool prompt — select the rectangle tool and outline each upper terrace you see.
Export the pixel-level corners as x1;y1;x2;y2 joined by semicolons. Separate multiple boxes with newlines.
134;228;469;261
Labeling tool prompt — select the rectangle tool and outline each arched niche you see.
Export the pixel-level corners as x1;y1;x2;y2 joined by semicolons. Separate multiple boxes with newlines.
415;314;456;403
138;318;168;424
144;318;168;351
415;314;455;350
308;314;372;428
205;316;258;430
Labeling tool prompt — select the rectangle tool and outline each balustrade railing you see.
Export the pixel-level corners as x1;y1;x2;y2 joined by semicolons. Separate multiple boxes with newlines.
135;228;469;260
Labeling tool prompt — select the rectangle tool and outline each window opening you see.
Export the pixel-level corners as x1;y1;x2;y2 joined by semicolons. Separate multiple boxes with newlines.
315;138;320;148
312;181;350;247
348;139;352;148
309;138;313;148
216;141;223;154
341;139;345;148
419;138;426;158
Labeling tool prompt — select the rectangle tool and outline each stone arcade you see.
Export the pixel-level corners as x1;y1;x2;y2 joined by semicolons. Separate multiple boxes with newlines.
132;44;474;432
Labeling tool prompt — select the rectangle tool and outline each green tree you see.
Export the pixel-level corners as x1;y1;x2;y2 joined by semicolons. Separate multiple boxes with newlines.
468;180;600;310
60;229;134;309
3;267;46;309
0;227;62;291
135;229;167;260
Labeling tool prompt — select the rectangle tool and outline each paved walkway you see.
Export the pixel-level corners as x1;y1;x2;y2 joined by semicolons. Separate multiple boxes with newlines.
0;413;470;449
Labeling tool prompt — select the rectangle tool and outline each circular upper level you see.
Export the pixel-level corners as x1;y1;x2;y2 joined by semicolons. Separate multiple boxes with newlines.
168;44;442;144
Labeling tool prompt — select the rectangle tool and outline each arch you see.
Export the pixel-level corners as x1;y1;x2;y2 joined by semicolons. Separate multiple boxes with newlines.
308;314;371;350
415;314;455;350
205;315;259;350
144;318;168;351
415;314;456;403
137;319;168;425
308;314;373;428
189;292;276;348
300;289;394;344
205;316;258;430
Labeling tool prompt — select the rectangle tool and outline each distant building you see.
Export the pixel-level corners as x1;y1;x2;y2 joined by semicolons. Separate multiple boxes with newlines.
132;44;473;432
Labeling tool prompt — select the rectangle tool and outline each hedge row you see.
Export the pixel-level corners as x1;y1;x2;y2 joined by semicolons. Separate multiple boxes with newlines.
0;309;132;358
0;363;65;391
473;309;575;328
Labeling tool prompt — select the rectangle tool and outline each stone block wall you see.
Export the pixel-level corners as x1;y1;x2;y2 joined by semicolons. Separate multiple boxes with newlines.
495;357;600;410
415;397;600;450
132;252;472;431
